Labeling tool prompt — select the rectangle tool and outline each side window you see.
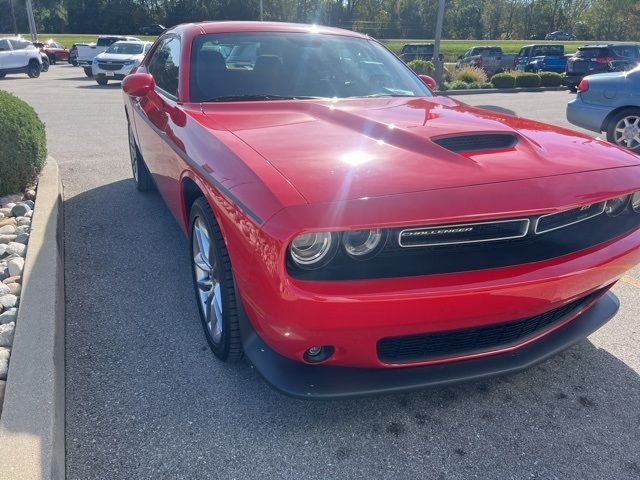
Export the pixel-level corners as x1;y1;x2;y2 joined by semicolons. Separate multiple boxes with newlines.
147;37;181;99
9;39;30;50
0;39;11;51
518;48;525;57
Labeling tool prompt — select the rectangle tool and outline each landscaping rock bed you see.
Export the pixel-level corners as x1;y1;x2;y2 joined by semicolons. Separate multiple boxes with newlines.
0;188;36;415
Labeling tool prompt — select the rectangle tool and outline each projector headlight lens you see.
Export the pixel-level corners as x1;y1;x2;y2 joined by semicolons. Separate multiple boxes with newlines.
290;232;335;267
631;192;640;213
342;229;384;258
604;196;629;217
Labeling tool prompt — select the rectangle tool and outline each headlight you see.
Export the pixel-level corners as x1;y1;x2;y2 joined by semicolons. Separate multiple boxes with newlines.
604;195;629;217
290;232;335;267
632;192;640;213
124;60;136;65
342;229;385;258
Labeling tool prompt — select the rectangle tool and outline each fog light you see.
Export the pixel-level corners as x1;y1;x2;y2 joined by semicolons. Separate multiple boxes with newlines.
631;192;640;213
303;346;335;363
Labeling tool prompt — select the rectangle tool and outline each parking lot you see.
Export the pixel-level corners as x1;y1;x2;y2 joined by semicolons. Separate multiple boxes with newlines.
2;65;640;479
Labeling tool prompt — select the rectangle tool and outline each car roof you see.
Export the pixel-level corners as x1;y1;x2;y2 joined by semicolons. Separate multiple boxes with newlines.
192;21;368;39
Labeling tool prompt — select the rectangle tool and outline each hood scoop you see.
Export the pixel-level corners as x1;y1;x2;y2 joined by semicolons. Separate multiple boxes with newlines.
433;133;518;153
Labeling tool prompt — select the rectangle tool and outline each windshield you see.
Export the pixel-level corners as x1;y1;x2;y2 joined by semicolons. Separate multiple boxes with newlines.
190;32;430;102
106;42;143;55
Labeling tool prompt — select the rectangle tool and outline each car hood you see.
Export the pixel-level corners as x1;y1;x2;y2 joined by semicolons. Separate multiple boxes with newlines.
201;96;640;204
95;53;142;62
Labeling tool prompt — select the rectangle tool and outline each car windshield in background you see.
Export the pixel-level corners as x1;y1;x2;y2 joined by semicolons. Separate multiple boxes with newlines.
106;42;143;55
532;45;564;56
402;45;433;54
190;32;431;102
475;47;502;55
97;37;122;47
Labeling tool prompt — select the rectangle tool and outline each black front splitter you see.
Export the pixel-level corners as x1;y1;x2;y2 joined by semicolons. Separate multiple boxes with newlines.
239;292;619;400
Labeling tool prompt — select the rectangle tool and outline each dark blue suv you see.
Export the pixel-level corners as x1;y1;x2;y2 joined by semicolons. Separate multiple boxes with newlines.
515;44;566;73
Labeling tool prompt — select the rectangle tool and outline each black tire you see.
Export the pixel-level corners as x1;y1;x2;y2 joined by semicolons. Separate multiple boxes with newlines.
41;58;49;72
189;197;243;362
0;73;5;79
83;66;93;77
606;108;640;153
96;77;108;86
27;60;40;78
569;85;577;93
49;55;56;65
127;123;155;191
71;59;78;66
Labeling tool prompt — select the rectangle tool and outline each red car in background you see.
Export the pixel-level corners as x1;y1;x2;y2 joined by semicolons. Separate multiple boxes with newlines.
33;40;69;64
122;22;640;399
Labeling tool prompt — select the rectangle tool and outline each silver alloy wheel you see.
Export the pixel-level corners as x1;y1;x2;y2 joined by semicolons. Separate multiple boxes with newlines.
128;126;139;182
614;115;640;151
192;217;223;343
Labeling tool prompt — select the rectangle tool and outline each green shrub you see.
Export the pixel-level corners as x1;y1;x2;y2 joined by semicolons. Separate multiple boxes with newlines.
480;82;494;89
0;91;46;195
490;73;516;88
439;82;450;91
466;82;482;89
406;60;435;76
453;66;488;84
448;80;469;90
538;71;563;87
514;72;541;87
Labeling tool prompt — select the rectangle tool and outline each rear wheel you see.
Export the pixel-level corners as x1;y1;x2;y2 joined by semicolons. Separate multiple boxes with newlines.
27;60;40;78
83;66;93;77
607;108;640;153
96;77;108;86
128;123;155;191
189;198;243;362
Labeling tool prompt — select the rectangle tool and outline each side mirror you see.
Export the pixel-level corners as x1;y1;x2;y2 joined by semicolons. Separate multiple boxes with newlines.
122;73;155;97
419;75;437;90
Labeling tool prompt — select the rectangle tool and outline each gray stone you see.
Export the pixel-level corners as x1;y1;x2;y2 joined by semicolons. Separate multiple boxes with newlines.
15;225;30;235
0;244;6;257
8;257;24;276
0;347;9;380
6;242;25;257
24;200;35;209
11;204;31;217
0;322;15;347
0;284;9;296
24;189;36;200
7;283;20;296
0;235;17;244
0;294;17;309
0;225;16;235
0;217;16;228
16;217;30;227
0;308;17;325
0;193;23;206
15;233;29;245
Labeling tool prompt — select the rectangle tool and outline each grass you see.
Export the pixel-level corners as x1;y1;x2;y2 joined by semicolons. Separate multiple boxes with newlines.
12;33;606;61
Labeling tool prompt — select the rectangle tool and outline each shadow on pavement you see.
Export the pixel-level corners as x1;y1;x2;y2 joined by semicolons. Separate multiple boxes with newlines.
64;179;640;479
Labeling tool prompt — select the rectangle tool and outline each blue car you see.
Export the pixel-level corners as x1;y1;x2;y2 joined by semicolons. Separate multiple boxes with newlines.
567;66;640;153
516;44;567;73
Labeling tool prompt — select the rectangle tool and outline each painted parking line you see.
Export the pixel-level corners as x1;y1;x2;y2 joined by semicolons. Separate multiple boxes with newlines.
621;274;640;288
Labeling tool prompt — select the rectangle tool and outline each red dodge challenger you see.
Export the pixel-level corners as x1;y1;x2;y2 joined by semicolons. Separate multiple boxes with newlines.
122;22;640;399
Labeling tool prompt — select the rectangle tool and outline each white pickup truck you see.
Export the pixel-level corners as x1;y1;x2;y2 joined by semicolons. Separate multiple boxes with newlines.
456;46;516;76
0;37;43;79
76;35;140;77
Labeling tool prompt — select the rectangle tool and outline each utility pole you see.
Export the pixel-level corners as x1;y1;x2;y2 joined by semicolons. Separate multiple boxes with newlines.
432;0;446;85
25;0;38;41
260;0;264;21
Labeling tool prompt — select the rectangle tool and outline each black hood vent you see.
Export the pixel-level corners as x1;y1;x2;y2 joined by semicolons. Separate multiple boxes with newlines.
433;133;518;153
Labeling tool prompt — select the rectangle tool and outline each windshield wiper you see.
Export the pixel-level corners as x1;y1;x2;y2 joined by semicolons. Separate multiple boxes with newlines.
203;94;322;102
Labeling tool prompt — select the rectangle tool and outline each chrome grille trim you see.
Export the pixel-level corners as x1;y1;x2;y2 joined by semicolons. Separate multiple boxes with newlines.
398;218;530;248
534;202;606;234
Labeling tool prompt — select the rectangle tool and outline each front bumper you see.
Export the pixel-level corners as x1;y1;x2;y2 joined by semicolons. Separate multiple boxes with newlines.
240;291;619;399
92;63;136;79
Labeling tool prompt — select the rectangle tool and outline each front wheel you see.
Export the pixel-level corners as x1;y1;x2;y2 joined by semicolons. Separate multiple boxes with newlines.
83;66;93;77
190;198;243;362
41;59;49;72
607;108;640;153
27;61;40;78
128;123;155;191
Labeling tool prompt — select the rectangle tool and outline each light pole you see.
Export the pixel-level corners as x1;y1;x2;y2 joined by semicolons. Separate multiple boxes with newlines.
25;0;38;41
432;0;446;85
260;0;263;21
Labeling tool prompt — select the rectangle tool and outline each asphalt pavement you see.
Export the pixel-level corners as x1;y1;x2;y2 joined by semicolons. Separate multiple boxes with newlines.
2;66;639;480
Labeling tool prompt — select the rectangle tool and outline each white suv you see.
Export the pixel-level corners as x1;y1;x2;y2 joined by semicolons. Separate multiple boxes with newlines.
0;37;43;78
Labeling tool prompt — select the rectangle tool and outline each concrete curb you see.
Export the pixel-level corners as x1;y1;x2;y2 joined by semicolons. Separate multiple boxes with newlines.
0;157;65;480
440;86;569;96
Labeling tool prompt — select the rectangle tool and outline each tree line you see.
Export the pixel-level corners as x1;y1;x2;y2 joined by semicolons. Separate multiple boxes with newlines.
1;0;639;41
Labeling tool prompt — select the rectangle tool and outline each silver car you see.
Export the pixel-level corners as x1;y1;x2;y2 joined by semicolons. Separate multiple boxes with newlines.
91;41;152;85
567;66;640;153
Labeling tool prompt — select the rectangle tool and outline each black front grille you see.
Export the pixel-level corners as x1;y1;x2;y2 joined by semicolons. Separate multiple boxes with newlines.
433;134;517;153
377;288;604;364
98;62;124;71
535;202;605;233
